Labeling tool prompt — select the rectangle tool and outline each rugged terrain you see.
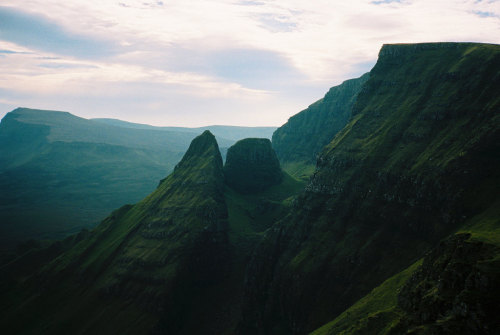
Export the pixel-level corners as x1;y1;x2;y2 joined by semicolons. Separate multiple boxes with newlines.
0;131;303;334
272;73;369;180
239;42;500;334
1;42;499;335
0;108;275;251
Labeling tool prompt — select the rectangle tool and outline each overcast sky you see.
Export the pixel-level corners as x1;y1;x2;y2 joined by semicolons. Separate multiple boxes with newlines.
0;0;499;126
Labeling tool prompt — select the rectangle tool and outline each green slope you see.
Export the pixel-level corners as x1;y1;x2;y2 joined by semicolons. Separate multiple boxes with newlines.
272;73;369;180
0;131;306;335
312;202;500;334
239;42;500;334
0;108;241;250
310;260;423;335
1;130;228;334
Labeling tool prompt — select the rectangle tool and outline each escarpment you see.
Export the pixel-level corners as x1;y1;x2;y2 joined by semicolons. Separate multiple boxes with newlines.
239;42;500;334
224;138;283;194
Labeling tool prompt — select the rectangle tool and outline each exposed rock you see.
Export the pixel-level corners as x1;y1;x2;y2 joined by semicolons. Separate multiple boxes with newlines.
395;234;500;334
224;138;282;193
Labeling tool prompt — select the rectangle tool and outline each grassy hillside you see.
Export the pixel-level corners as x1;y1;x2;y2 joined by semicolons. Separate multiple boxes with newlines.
0;131;306;334
239;42;500;334
272;73;369;180
0;131;228;334
1;42;498;335
0;108;261;250
312;202;500;334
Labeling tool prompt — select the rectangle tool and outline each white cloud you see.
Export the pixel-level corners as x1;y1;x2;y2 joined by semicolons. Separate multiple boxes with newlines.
0;0;499;125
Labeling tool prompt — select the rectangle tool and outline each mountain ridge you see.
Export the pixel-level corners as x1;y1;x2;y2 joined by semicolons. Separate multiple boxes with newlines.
1;42;499;335
272;72;369;180
239;41;500;334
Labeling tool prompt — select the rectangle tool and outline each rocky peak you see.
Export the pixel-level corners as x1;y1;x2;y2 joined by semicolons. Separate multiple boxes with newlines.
224;138;282;193
175;130;223;170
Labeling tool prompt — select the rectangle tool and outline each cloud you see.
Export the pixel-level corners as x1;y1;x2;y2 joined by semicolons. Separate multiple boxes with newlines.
0;0;499;126
0;6;119;59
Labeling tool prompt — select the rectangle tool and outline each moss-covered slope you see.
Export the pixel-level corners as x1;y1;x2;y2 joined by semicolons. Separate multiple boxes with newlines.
0;108;265;250
272;73;369;179
0;130;230;334
311;202;500;335
239;42;500;334
0;131;307;335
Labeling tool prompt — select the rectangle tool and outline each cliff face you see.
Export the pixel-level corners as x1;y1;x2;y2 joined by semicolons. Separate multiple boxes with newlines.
395;233;500;334
239;43;500;334
224;138;283;194
272;73;369;178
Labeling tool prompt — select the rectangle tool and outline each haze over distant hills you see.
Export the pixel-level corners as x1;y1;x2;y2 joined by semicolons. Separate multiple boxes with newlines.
0;108;276;250
91;118;276;142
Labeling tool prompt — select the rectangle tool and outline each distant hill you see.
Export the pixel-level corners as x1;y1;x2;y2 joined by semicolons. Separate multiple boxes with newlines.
0;108;272;250
0;131;304;334
91;118;276;142
1;42;499;335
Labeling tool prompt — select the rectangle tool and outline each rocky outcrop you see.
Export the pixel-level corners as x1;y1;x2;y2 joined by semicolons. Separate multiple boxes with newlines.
394;233;500;334
224;138;282;194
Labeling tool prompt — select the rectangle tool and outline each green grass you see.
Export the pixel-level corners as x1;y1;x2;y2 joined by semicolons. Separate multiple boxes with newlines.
458;201;500;246
241;43;500;334
272;73;369;166
281;160;316;181
0;108;276;248
311;260;422;335
225;171;305;245
311;200;500;335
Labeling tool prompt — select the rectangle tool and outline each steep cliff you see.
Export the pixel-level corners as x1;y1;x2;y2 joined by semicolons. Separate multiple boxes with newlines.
239;42;500;334
224;138;283;194
272;73;369;179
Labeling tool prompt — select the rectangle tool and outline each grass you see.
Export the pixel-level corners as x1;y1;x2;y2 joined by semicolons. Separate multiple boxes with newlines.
272;73;369;168
225;171;305;246
311;260;422;335
458;201;500;246
281;161;316;181
246;42;500;334
310;200;500;335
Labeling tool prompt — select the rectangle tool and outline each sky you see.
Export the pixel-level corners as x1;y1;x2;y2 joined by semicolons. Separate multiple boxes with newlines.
0;0;499;127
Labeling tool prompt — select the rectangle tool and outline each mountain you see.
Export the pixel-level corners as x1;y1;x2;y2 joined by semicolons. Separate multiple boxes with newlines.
1;130;228;334
0;108;273;252
239;42;500;334
272;73;369;180
311;204;500;334
0;131;304;334
92;118;276;142
224;138;283;194
1;42;499;335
